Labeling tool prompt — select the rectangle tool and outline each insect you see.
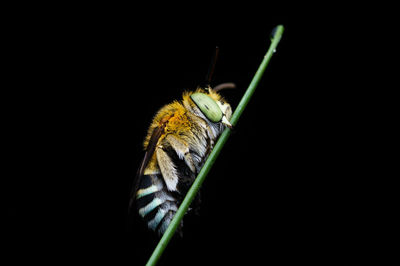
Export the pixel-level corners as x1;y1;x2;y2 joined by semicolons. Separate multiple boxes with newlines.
129;48;235;236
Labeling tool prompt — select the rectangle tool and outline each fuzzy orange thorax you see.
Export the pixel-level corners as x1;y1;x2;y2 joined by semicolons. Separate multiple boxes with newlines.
164;108;191;134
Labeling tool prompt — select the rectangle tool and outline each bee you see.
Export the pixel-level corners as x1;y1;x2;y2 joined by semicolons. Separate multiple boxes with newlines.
129;49;234;236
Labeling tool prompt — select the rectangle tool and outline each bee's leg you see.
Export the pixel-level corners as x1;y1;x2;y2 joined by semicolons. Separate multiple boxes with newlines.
156;148;179;192
164;135;196;174
193;190;201;216
176;221;184;238
186;112;215;149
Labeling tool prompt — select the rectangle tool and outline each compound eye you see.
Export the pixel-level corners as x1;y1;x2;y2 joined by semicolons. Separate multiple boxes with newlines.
190;93;223;122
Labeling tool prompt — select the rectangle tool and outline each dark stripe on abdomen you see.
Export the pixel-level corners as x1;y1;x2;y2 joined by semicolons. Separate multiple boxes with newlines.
136;174;179;235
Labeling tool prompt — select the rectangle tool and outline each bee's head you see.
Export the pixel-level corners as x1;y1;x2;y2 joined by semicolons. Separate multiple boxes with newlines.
183;86;232;128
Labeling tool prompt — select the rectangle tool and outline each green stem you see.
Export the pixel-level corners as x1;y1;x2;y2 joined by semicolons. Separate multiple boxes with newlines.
146;25;284;266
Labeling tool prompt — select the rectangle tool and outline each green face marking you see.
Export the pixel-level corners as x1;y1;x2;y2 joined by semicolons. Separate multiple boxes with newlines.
190;93;223;123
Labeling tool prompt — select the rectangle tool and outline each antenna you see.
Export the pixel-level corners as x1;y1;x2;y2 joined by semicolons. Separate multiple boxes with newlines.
213;82;236;92
205;46;219;85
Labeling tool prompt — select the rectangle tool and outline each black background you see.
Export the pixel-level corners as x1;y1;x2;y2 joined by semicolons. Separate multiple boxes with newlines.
4;3;398;265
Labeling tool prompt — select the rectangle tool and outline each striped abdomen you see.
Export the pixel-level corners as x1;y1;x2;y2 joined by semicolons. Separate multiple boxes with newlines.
136;174;179;235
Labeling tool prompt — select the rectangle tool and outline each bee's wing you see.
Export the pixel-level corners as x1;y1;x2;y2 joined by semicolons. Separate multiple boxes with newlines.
128;123;166;213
